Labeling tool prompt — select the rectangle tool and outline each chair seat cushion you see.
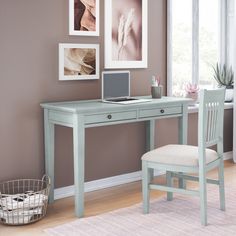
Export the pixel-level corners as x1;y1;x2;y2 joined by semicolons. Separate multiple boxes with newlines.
141;145;219;167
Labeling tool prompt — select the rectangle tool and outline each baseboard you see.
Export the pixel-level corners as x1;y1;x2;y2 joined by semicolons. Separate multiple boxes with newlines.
223;151;233;160
54;171;142;200
54;151;233;200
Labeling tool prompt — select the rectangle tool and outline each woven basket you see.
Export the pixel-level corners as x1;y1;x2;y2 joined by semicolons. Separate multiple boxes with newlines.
0;175;50;225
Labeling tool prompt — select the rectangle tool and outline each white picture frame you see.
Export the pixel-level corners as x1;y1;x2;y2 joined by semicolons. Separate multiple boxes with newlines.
69;0;99;36
104;0;148;69
59;43;99;80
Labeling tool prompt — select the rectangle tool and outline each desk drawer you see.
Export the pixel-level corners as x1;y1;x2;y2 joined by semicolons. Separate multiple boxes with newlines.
139;106;182;118
85;110;137;124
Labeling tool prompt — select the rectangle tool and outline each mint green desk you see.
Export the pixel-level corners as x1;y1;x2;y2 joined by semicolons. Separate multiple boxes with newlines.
41;96;190;217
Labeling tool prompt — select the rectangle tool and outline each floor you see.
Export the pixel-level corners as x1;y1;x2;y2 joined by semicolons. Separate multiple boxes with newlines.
0;159;235;236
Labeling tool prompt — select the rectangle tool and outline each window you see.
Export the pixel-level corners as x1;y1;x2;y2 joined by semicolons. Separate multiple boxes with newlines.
167;0;228;96
199;0;220;88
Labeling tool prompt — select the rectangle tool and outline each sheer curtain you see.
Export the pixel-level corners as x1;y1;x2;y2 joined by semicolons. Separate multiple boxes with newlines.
233;0;236;163
225;0;235;162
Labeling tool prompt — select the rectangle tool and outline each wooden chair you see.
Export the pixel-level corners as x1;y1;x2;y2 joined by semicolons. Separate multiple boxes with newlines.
141;89;226;226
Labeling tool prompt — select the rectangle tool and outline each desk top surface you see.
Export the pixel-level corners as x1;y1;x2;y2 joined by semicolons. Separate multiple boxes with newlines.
41;96;191;113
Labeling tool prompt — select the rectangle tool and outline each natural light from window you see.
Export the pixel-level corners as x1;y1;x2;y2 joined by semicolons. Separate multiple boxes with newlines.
172;0;192;96
171;0;220;96
199;0;219;89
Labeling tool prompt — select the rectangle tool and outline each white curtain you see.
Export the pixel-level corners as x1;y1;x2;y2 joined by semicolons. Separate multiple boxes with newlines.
225;0;236;162
231;0;236;163
232;0;236;163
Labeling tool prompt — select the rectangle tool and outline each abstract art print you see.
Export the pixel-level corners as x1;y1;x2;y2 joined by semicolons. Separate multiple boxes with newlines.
59;44;99;80
105;0;147;68
69;0;99;36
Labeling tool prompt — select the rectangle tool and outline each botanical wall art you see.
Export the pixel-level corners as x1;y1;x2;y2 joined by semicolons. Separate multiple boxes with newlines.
69;0;99;36
59;44;99;80
105;0;147;69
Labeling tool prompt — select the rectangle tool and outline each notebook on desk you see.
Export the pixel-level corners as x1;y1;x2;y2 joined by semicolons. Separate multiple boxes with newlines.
101;71;151;105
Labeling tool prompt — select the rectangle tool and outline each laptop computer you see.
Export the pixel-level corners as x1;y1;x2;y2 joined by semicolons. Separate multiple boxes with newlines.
101;71;151;105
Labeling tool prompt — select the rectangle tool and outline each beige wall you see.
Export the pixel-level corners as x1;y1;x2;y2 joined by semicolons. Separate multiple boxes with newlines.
0;0;233;188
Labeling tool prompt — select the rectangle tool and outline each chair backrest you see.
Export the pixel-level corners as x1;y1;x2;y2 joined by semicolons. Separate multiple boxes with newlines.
198;89;225;157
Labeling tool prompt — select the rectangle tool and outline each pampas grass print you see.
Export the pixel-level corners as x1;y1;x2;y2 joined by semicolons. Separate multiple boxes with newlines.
117;8;135;60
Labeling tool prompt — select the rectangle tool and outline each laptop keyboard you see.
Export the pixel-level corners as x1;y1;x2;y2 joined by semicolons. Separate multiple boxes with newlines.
106;98;138;102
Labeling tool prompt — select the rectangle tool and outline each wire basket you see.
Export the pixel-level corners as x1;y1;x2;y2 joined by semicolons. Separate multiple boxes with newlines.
0;175;50;225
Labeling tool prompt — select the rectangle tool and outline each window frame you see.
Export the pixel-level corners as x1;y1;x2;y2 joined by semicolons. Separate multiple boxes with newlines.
167;0;228;96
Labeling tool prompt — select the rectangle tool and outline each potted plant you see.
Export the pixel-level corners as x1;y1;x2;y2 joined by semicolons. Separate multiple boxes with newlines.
185;83;199;104
212;63;234;102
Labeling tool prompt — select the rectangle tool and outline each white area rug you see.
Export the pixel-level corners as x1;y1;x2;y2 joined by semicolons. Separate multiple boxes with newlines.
45;185;236;236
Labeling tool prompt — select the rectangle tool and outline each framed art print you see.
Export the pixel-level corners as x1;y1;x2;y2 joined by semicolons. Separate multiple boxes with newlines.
104;0;147;68
69;0;99;36
59;43;99;80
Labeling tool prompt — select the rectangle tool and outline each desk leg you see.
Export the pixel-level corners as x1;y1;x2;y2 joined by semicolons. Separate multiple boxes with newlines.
146;120;155;151
146;120;155;181
73;114;85;217
178;104;188;189
44;109;55;203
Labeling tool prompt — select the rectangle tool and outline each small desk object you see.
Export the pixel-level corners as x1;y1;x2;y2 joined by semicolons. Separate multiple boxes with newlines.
41;96;190;217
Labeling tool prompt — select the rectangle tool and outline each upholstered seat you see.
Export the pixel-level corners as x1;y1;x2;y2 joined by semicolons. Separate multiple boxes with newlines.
142;144;218;167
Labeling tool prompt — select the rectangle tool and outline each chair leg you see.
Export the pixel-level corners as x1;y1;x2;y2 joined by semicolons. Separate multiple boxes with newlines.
166;171;173;201
178;172;186;189
148;168;154;183
142;161;150;214
199;169;207;226
218;159;226;211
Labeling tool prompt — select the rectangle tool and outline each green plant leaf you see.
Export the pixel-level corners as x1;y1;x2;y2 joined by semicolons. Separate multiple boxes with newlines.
212;63;234;88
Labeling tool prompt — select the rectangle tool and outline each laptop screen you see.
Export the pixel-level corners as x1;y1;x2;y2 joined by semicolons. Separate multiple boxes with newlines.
102;71;130;99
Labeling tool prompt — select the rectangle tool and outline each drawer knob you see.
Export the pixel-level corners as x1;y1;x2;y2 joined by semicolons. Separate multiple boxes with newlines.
107;114;112;119
160;109;165;113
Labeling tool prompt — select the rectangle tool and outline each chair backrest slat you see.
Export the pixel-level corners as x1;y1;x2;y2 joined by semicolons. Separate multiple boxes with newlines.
198;89;225;153
205;101;221;146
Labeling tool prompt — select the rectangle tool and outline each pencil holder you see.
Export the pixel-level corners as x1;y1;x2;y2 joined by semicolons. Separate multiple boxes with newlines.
151;86;163;99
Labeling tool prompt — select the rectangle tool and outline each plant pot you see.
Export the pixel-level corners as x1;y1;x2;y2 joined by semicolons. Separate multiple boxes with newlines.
225;88;234;102
185;92;198;105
